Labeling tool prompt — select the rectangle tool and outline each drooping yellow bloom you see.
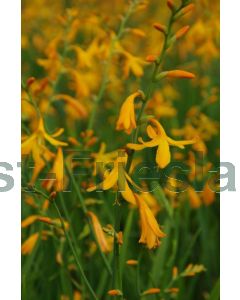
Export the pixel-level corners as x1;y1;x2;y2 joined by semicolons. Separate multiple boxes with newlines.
21;118;67;184
127;119;196;168
54;94;88;118
87;152;137;205
116;91;143;134
87;211;111;253
42;147;64;192
21;232;39;255
135;194;166;249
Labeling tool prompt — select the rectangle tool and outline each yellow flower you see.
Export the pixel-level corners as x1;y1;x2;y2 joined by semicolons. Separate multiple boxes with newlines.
87;211;111;253
21;118;67;184
87;152;137;205
135;194;166;249
116;91;143;134
91;142;118;176
53;94;88;118
127;119;196;168
42;147;64;192
122;52;146;78
188;186;201;208
21;233;39;255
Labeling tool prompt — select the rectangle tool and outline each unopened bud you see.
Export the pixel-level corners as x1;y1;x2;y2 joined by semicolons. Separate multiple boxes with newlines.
26;77;36;87
174;3;195;20
50;191;57;201
146;55;157;63
153;22;167;34
167;0;176;11
107;289;123;296
175;25;190;39
126;259;138;266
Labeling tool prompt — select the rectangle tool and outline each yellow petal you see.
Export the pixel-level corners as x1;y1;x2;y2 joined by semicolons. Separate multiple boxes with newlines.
156;139;171;168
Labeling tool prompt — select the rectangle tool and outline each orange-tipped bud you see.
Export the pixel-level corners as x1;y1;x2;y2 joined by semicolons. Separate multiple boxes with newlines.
174;3;195;19
175;25;190;39
153;22;167;34
172;266;178;278
146;55;157;63
26;76;36;87
142;288;161;295
107;289;123;296
117;231;123;245
181;3;195;15
167;0;175;11
126;259;138;266
50;191;57;200
37;216;54;225
164;70;195;79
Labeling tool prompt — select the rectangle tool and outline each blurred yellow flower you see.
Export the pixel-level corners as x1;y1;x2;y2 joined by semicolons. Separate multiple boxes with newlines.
43;147;64;192
87;211;111;253
21;233;39;255
21;118;67;184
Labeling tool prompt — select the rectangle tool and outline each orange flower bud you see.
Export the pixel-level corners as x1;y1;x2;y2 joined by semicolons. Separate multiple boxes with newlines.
174;3;195;19
117;231;123;245
37;216;54;225
172;266;178;278
26;76;36;87
107;289;123;296
126;259;138;266
146;55;157;62
143;288;161;295
167;0;175;11
175;25;190;39
153;22;167;34
165;70;195;79
181;3;195;15
50;191;57;200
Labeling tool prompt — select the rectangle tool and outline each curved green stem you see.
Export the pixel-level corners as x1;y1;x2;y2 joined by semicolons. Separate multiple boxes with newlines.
53;200;98;300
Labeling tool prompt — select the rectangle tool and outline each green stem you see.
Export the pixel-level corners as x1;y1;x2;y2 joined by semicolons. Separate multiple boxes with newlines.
126;4;182;171
66;164;112;275
87;0;140;130
112;194;123;299
53;200;98;300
